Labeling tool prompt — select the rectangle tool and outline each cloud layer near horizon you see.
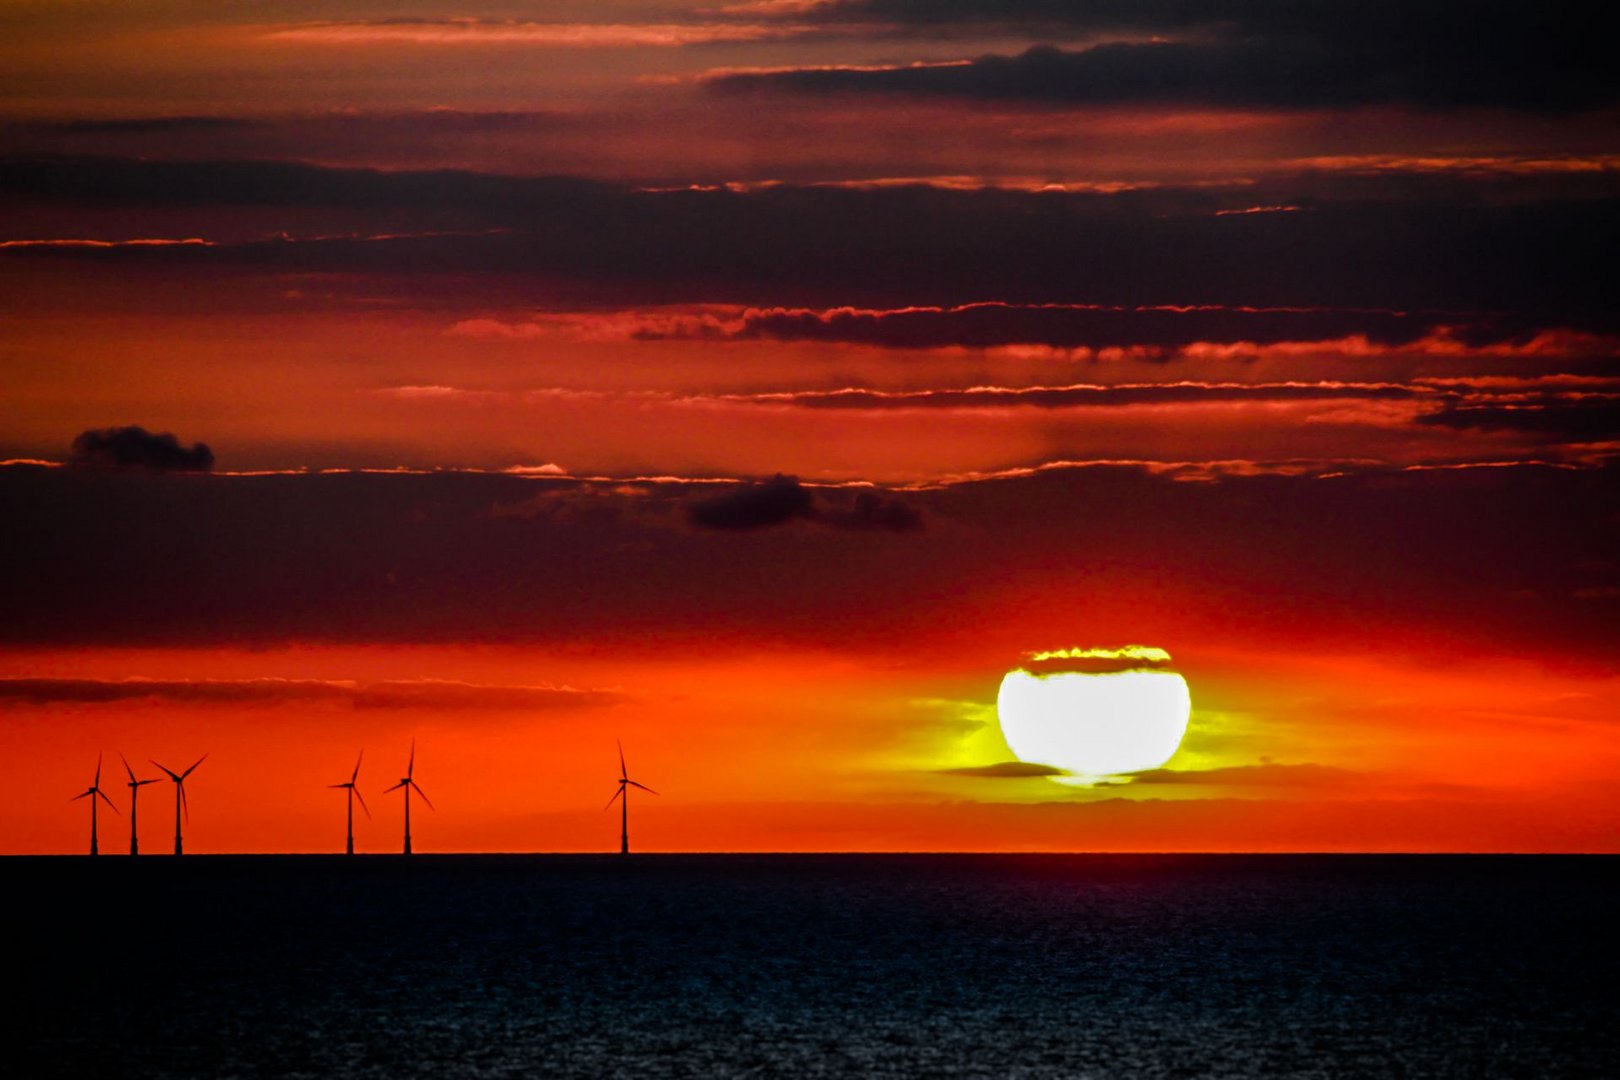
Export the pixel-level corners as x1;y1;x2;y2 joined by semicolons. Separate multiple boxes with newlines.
3;464;1613;660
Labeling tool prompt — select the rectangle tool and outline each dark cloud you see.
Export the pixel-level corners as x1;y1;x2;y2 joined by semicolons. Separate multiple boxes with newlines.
762;382;1429;411
0;677;621;711
688;474;817;530
70;426;213;472
731;3;1610;113
0;463;1614;658
5;158;1616;327
685;478;923;532
0;155;603;212
1019;651;1175;677
1418;399;1620;441
1122;763;1360;787
937;761;1067;778
716;40;1612;112
826;491;923;531
645;302;1480;351
26;116;266;135
8;110;566;151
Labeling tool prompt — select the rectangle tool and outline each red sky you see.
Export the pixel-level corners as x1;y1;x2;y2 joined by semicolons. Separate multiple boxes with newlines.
2;1;1616;852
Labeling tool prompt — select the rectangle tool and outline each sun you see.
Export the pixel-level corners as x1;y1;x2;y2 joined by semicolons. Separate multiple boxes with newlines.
997;647;1191;782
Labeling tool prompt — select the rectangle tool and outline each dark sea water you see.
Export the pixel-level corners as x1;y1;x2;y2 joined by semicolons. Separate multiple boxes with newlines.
10;855;1616;1078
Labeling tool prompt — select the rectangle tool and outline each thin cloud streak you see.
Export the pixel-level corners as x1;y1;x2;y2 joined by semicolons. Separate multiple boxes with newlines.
0;676;623;710
0;237;212;248
450;304;1620;356
262;19;816;48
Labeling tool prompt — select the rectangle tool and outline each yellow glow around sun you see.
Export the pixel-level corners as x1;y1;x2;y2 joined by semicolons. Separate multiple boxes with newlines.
997;654;1191;782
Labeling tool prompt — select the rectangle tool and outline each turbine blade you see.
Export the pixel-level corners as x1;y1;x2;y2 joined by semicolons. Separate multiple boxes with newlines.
71;790;91;802
150;760;180;781
328;783;349;789
352;749;363;784
354;787;372;819
182;753;208;779
409;781;434;811
97;788;120;813
120;752;136;783
384;781;405;793
407;738;416;780
618;740;627;780
138;778;162;788
627;780;659;796
95;752;103;786
604;787;624;810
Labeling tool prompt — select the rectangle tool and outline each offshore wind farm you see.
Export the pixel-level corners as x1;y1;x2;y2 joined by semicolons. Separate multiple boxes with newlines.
66;742;661;856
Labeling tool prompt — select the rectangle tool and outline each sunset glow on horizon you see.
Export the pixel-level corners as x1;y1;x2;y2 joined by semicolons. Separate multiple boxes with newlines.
2;1;1617;855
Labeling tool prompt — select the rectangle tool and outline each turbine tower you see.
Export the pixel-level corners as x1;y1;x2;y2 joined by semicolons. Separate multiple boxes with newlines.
384;739;432;855
120;753;162;856
329;750;371;855
604;741;657;855
70;753;119;856
151;754;207;855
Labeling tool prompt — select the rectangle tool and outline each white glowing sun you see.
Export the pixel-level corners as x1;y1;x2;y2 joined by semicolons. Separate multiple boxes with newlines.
997;647;1191;782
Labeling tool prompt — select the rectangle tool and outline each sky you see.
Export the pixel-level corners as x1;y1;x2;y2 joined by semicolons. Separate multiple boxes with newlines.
2;1;1616;853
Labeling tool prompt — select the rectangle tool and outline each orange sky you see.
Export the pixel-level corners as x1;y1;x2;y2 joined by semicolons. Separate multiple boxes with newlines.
2;2;1616;852
7;639;1617;853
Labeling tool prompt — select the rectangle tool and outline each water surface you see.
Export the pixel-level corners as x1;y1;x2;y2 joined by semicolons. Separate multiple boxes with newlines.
13;855;1615;1077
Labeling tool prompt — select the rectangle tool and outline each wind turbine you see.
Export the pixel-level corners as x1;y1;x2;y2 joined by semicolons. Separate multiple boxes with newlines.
120;753;162;856
384;739;432;855
604;741;657;855
151;754;207;855
329;750;371;855
70;753;119;856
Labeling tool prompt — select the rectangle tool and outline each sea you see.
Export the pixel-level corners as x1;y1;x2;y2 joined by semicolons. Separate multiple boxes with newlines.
10;855;1615;1078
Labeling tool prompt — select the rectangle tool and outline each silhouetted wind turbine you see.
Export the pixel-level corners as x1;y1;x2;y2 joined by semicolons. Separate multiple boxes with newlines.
329;750;371;855
604;741;657;855
70;753;119;856
151;754;207;855
384;739;432;855
120;753;162;856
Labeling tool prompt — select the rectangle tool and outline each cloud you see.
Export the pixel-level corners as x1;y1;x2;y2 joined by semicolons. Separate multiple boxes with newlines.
27;117;266;135
0;677;622;711
1119;763;1360;787
733;380;1432;411
709;39;1613;112
0;238;212;250
5;158;1617;329
937;761;1068;778
617;301;1452;350
69;426;214;472
717;3;1612;113
0;156;606;212
1019;646;1176;676
2;453;1614;657
1418;399;1620;441
685;477;923;531
688;474;818;530
826;491;923;531
261;18;811;48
